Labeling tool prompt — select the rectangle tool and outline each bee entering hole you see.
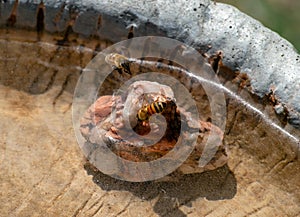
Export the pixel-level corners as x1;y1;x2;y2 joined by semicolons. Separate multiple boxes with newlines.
133;95;180;142
137;101;167;122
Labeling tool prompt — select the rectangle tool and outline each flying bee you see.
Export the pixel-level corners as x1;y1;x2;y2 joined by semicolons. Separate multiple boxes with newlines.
137;101;167;123
105;53;132;75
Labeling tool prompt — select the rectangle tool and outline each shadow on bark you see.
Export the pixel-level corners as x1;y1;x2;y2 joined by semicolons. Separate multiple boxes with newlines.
84;162;236;217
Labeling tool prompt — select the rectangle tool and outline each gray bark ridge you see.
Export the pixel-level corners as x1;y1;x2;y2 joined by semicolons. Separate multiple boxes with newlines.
1;0;299;130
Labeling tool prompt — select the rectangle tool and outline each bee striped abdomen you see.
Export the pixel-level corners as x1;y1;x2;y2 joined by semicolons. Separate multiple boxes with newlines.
149;102;166;115
137;101;167;121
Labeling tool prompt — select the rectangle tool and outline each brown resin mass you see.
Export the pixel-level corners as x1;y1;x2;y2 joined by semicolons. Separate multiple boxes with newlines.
80;81;228;176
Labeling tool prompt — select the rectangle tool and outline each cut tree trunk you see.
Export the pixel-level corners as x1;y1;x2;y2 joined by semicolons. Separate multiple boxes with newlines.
0;0;299;216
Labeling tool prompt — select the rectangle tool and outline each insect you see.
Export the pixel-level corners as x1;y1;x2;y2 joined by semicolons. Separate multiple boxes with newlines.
105;53;132;74
137;101;167;122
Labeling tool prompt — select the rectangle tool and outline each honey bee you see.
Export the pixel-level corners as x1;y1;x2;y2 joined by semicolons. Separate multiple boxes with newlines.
137;101;167;122
105;53;131;74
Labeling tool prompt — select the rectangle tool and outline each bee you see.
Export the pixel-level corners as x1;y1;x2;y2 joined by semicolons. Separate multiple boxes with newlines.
137;101;167;122
105;53;131;75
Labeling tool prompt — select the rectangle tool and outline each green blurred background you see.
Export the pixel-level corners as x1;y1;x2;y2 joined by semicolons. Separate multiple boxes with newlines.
218;0;300;52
